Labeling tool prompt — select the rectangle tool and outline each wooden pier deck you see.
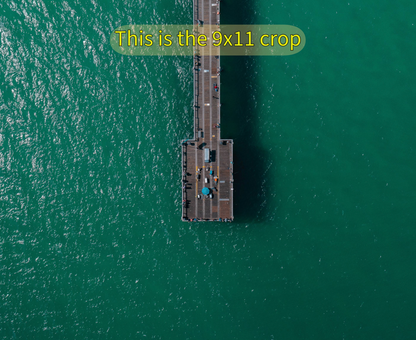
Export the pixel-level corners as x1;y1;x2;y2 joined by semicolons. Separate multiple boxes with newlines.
181;0;234;222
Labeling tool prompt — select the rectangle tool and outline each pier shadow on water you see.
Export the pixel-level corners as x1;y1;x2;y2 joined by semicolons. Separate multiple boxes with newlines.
221;58;269;223
220;2;269;223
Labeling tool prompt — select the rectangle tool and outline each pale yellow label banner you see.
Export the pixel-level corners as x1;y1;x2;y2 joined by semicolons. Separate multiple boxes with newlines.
111;25;305;56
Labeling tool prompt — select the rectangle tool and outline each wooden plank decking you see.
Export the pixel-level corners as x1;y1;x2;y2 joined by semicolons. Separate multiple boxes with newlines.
181;0;234;222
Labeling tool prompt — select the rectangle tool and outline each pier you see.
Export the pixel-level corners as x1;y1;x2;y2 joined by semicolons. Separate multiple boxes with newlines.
181;0;234;222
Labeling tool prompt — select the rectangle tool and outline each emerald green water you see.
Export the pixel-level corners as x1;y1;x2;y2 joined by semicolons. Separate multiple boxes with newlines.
1;0;416;339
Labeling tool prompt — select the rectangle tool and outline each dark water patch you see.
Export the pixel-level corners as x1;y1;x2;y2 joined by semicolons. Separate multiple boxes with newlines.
221;1;270;222
221;57;270;222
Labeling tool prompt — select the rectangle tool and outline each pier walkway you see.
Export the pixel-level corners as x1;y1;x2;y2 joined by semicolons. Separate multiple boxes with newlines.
181;0;234;222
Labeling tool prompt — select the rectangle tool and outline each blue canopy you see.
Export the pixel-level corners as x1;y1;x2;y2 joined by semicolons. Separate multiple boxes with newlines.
202;187;210;195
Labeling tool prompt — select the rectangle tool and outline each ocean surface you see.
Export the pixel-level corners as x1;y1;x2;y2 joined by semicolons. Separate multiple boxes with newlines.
1;0;416;339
